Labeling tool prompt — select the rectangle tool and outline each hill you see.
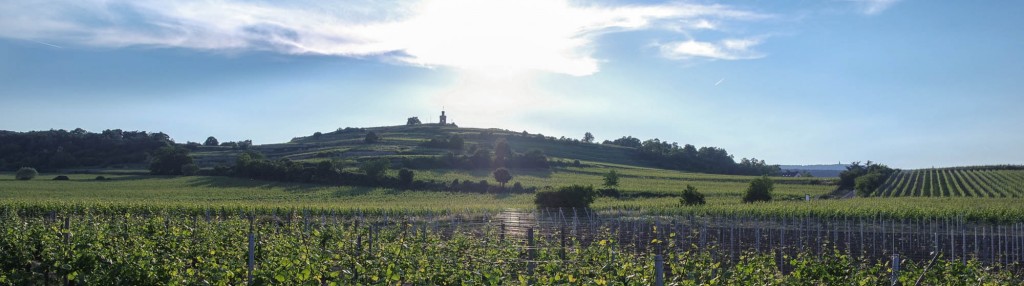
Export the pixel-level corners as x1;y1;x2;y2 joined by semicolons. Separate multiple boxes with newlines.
190;124;776;176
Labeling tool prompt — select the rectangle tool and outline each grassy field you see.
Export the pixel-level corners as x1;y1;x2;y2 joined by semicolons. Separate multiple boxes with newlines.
4;171;1024;221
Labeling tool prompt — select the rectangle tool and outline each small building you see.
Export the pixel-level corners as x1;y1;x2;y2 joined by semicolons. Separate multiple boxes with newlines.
439;110;447;125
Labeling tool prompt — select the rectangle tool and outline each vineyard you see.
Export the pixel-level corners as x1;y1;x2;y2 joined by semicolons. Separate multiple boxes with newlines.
2;206;1023;285
874;168;1024;198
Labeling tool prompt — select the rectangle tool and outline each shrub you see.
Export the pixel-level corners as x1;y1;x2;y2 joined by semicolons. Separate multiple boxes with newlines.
149;146;193;175
364;131;380;143
602;170;619;188
181;163;200;176
511;182;525;193
52;175;70;181
680;184;706;206
743;175;774;203
95;176;108;181
534;185;595;208
360;158;389;179
15;167;38;180
398;168;414;188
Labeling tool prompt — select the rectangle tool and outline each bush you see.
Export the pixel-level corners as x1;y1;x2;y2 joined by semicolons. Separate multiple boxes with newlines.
680;184;705;206
511;182;525;193
149;146;193;175
15;167;37;180
52;175;70;181
95;176;108;181
398;168;414;188
743;176;774;203
854;172;885;197
181;163;200;176
602;170;619;188
364;131;380;143
360;158;389;179
534;185;596;208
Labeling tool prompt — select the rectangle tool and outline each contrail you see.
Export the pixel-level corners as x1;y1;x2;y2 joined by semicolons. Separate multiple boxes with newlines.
29;40;63;48
714;78;725;86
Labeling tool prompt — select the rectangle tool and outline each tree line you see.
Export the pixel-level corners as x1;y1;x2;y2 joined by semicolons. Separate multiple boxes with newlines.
603;136;780;176
0;128;173;171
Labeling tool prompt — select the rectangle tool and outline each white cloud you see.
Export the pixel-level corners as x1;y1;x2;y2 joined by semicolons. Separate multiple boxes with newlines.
857;0;901;15
658;37;765;60
0;0;768;76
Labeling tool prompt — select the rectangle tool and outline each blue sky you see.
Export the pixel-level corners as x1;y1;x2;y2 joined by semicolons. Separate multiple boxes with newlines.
1;0;1022;169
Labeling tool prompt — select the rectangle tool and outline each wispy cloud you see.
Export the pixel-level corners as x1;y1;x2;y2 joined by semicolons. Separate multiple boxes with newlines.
856;0;902;15
658;37;766;61
0;0;768;76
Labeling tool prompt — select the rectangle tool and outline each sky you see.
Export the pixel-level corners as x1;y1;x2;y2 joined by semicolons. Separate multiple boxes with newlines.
1;0;1022;169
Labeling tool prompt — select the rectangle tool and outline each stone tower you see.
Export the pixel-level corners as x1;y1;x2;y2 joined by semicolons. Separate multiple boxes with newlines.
439;110;447;125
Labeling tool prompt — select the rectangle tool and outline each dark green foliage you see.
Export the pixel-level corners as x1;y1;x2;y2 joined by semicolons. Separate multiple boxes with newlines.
360;158;389;179
406;117;421;125
583;132;594;143
607;136;642;148
180;163;200;176
492;168;512;188
534;185;596;208
838;161;895;196
743;176;774;203
0;129;172;171
95;176;108;181
148;146;193;175
52;175;70;181
680;184;706;206
634;138;780;176
602;169;619;188
364;131;380;143
573;160;581;167
204;136;219;146
511;182;524;193
312;132;323;139
398;168;414;187
15;167;38;180
420;134;464;150
493;139;512;167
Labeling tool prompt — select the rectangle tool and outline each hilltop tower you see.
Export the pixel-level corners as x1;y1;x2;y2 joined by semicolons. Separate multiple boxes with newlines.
439;110;447;125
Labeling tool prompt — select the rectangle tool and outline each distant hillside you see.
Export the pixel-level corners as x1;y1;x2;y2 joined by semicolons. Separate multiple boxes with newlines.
780;164;847;177
191;124;647;168
190;124;777;176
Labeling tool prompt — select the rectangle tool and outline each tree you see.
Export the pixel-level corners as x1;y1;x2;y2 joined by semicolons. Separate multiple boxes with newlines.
602;169;619;188
15;167;38;180
680;184;706;206
204;136;219;146
398;168;415;188
742;175;774;203
149;146;193;175
494;139;512;166
364;131;380;144
406;117;422;125
493;168;512;188
360;158;389;179
583;132;595;143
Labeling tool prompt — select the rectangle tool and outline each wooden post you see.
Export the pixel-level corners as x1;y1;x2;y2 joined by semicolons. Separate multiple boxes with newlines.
500;223;506;242
891;254;900;286
527;228;536;284
560;226;567;261
654;254;664;286
247;229;255;285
